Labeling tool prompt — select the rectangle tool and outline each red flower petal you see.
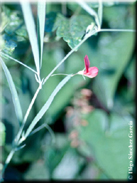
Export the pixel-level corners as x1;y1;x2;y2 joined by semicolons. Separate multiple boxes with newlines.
83;67;98;78
84;55;90;73
77;55;98;78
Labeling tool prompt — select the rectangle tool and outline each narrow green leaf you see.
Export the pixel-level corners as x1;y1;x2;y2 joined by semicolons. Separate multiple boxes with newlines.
21;2;40;74
24;75;72;138
98;0;103;28
0;57;23;125
37;1;46;68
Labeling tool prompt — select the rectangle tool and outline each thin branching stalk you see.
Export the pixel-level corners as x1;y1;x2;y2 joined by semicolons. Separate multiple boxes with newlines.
100;29;136;32
1;149;15;181
0;52;37;74
15;82;42;144
43;29;98;85
23;83;42;124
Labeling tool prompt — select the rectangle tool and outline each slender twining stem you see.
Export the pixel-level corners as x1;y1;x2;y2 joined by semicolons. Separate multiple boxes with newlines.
23;83;42;124
43;26;136;86
0;52;37;74
1;149;15;180
43;29;98;85
100;29;136;32
14;82;42;144
51;73;71;76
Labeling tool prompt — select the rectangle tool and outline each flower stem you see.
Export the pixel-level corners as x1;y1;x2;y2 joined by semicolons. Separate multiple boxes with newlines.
15;83;42;144
100;29;136;32
43;29;98;85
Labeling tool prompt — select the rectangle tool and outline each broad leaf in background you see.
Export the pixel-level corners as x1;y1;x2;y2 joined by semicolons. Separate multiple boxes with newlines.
93;32;134;109
124;56;135;100
45;13;94;49
44;134;85;180
52;148;84;179
103;4;135;29
1;5;28;54
23;160;49;180
77;109;135;179
113;57;135;116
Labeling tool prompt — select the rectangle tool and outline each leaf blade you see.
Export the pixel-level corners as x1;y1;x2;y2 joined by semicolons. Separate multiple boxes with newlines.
24;75;72;138
21;1;40;74
0;57;23;125
47;14;94;49
37;1;46;68
98;0;103;28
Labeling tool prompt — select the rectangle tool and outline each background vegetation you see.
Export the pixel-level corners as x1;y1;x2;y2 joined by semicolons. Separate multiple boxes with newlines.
0;1;136;181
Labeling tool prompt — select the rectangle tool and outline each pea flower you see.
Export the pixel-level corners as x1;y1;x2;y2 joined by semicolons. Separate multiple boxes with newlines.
77;55;98;78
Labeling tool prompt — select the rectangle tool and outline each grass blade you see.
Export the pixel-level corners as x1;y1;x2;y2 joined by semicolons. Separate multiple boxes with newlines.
37;1;46;69
98;0;103;28
24;75;72;139
0;57;23;125
20;1;40;75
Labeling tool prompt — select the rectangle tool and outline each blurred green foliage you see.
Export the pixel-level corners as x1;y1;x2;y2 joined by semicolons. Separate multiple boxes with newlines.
0;1;135;181
45;12;94;48
0;121;5;146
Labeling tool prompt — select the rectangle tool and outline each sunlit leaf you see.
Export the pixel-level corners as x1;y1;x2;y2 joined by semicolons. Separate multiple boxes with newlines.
45;13;94;49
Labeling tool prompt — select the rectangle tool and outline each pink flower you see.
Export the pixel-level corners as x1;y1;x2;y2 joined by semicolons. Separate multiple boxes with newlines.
78;55;98;78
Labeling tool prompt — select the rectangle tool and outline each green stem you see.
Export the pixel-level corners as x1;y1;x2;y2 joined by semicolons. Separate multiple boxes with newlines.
1;82;42;178
1;149;15;181
43;29;98;85
15;83;42;144
100;29;136;32
23;84;42;124
0;52;37;74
